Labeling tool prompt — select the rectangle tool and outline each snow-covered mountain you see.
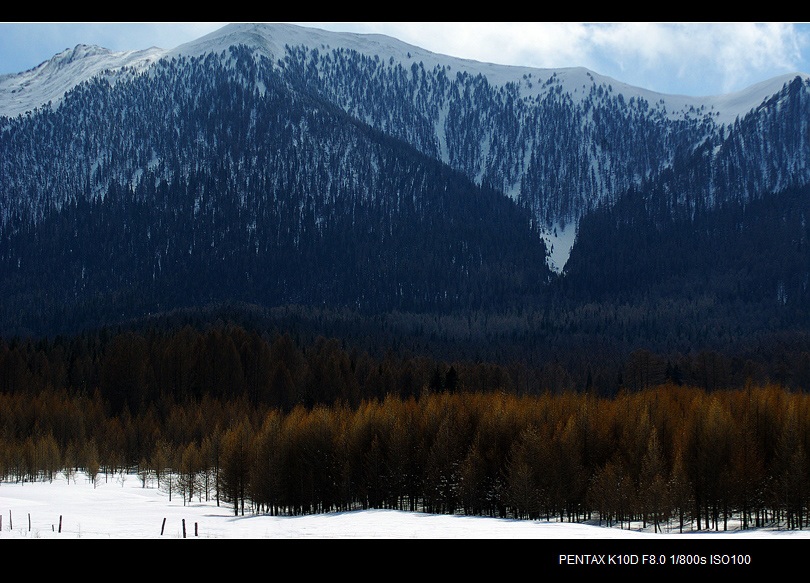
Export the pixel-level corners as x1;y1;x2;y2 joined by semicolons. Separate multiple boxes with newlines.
0;44;164;118
1;23;810;336
3;22;806;270
3;23;800;126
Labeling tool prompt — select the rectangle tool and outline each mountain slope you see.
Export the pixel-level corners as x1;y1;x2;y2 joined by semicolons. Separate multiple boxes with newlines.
1;23;809;346
560;75;810;307
0;45;550;335
0;44;164;118
3;23;807;235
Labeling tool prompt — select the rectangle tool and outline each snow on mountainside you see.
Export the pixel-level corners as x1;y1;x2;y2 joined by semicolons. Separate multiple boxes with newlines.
2;23;810;330
0;44;166;118
0;23;806;127
1;23;807;277
172;23;805;127
174;24;800;274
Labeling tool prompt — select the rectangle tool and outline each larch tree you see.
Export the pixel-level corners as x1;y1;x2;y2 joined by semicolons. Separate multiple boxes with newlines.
219;418;254;516
637;428;670;532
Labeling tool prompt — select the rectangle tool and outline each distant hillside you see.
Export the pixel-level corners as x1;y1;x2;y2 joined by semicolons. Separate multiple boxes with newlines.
0;23;809;363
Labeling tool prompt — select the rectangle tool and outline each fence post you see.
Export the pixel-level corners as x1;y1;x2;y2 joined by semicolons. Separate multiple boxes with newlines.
161;517;166;536
59;515;62;533
182;518;186;538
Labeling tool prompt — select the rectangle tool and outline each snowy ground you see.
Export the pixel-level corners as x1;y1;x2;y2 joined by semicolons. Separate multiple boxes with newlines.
3;471;804;577
1;471;808;541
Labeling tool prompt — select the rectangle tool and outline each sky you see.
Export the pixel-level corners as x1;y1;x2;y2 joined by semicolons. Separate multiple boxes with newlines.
0;22;809;97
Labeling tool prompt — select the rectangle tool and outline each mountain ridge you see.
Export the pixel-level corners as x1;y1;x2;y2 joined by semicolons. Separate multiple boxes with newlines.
1;23;806;127
0;43;164;118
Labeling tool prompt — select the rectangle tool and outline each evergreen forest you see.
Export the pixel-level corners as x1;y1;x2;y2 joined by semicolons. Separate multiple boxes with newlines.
2;323;810;532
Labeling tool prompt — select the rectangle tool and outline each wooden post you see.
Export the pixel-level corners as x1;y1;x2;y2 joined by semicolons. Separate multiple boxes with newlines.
160;517;166;536
58;515;62;533
195;522;198;537
28;513;31;531
9;510;11;530
182;518;186;538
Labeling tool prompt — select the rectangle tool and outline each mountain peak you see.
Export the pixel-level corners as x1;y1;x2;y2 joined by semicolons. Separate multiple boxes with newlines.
167;22;431;66
54;44;112;64
0;43;165;118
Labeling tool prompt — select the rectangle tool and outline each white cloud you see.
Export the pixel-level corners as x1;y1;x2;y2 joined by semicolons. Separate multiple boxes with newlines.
583;23;807;95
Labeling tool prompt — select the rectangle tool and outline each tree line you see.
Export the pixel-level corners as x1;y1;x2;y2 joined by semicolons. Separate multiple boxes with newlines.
2;325;810;530
5;322;810;412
